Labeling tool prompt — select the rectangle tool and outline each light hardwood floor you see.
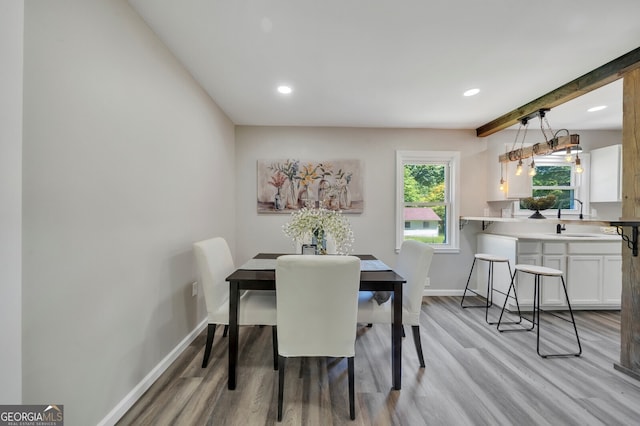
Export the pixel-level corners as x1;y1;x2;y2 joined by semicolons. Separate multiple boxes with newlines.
117;296;640;425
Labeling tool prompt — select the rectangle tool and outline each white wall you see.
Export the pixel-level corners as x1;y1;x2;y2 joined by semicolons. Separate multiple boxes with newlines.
22;1;234;424
0;0;24;404
235;126;487;293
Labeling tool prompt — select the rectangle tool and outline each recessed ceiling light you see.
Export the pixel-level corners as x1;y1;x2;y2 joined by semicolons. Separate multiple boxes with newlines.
587;105;607;112
277;85;292;94
463;88;480;97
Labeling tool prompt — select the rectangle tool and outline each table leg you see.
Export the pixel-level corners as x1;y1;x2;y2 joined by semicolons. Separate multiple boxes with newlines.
228;280;239;390
392;282;403;390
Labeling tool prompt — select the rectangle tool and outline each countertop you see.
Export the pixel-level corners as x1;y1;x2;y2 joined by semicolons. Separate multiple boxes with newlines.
461;215;640;254
480;231;621;241
461;216;618;226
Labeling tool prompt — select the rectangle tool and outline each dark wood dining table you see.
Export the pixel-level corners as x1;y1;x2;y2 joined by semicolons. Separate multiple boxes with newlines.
225;253;407;391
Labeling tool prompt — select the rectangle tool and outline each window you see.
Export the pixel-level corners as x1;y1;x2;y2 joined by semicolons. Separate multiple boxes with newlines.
514;154;589;217
396;151;460;253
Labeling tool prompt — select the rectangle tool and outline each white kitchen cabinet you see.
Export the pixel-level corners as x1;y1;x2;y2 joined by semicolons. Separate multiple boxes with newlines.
487;145;532;201
503;161;532;200
477;234;621;310
567;255;603;305
515;253;539;306
515;241;540;306
567;242;622;308
603;255;623;303
590;144;622;202
541;253;567;307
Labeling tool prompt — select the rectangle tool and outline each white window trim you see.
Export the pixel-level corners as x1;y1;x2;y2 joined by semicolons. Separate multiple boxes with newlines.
395;150;460;253
512;153;590;218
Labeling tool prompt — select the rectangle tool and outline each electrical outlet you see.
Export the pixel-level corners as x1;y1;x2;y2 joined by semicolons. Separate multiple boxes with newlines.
191;281;198;297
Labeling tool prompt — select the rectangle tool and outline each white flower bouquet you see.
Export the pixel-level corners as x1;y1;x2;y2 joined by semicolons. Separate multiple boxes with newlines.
283;207;355;254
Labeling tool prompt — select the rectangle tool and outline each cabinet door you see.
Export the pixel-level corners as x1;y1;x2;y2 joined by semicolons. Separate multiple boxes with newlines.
541;255;567;307
505;161;532;199
590;144;621;202
487;144;532;201
567;255;602;305
515;254;540;306
602;255;622;304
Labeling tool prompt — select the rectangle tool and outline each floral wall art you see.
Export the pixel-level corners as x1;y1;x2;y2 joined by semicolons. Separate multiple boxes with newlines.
257;159;363;213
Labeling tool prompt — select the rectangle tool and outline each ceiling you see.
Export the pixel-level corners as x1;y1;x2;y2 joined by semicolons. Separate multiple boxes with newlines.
128;0;640;133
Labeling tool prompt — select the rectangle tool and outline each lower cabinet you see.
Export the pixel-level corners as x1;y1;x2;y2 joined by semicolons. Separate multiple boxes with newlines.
566;243;623;308
541;253;567;307
477;234;621;310
603;255;623;304
567;255;603;305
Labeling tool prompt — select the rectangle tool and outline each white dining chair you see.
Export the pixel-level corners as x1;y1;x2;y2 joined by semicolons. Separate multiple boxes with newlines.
357;240;434;368
193;237;278;368
275;255;361;421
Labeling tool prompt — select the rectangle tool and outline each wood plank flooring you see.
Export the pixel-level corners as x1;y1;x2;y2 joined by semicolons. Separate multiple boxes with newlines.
116;296;640;425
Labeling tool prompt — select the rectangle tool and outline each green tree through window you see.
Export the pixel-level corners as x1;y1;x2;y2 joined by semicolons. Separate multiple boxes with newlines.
396;150;460;252
403;164;447;244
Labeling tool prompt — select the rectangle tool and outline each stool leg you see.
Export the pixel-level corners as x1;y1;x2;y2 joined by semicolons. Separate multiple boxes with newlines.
561;276;583;356
462;258;493;310
461;258;477;308
497;270;531;331
505;262;523;325
537;276;582;358
535;274;542;353
485;261;493;323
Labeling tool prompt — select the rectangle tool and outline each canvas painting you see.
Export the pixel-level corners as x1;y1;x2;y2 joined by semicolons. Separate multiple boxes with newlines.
257;159;363;213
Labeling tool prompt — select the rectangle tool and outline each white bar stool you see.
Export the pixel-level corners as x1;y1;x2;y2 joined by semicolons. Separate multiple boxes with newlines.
461;253;520;325
497;264;582;358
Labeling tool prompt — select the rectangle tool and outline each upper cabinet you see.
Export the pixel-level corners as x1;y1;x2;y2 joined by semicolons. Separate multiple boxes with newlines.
590;144;622;202
487;144;532;201
501;161;532;200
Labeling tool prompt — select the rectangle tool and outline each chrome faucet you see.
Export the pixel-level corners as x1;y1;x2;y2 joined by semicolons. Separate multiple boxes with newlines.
574;198;584;219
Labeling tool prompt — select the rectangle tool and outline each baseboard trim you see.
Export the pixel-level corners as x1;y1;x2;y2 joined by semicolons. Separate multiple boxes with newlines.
613;362;640;382
423;289;465;297
97;318;208;426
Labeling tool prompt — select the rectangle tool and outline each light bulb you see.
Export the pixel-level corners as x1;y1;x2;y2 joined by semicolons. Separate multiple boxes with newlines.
515;159;523;176
528;160;536;177
575;157;583;174
499;178;505;192
565;147;573;162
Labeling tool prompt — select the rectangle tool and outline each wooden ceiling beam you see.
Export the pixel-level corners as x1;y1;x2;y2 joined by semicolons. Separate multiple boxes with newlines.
476;46;640;138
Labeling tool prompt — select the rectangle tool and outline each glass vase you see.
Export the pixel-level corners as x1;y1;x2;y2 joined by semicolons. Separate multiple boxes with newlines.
339;185;352;209
312;229;327;254
285;181;297;209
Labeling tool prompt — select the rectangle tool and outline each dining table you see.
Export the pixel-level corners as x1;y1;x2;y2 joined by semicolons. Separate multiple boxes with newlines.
225;253;407;391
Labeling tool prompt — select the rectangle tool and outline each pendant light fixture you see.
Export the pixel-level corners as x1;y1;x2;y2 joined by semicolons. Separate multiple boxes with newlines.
505;118;529;182
565;147;573;162
498;109;581;176
528;159;537;176
575;153;583;174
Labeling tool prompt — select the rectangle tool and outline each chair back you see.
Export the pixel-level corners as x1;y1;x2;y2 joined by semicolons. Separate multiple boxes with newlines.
193;237;234;317
276;255;361;357
396;240;434;315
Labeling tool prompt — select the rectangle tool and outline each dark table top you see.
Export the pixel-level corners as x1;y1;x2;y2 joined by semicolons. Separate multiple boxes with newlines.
226;253;406;289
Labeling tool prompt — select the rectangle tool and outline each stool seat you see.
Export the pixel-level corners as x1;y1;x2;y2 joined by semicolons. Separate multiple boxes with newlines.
515;264;563;276
461;253;517;325
475;253;509;262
